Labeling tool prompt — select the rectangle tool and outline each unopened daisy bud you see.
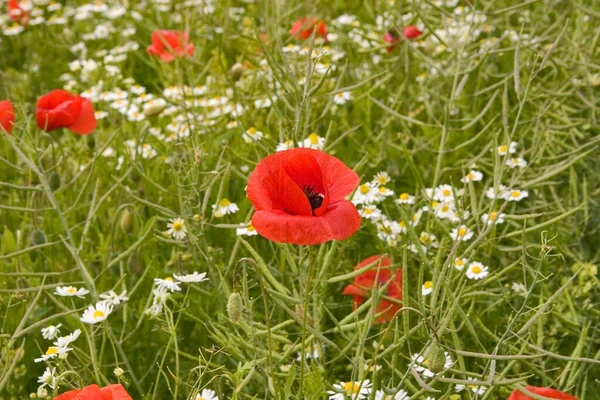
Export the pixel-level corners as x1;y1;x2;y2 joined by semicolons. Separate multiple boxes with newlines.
193;214;200;222
120;209;134;234
227;292;243;323
30;393;37;399
31;230;46;246
86;134;96;150
37;386;48;397
231;63;244;81
114;366;125;377
425;343;446;374
48;172;61;191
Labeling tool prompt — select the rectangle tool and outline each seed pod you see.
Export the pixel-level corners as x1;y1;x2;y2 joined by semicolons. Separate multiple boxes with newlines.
227;292;243;323
86;134;96;150
425;343;446;374
120;209;134;233
48;172;61;191
31;230;46;246
231;63;244;81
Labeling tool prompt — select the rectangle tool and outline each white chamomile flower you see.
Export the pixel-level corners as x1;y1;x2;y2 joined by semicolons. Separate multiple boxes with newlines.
212;199;239;217
53;329;81;348
375;186;394;200
372;171;391;186
242;126;263;143
41;324;62;340
167;217;187;240
505;157;528;168
376;219;403;243
276;139;295;152
481;211;505;225
37;367;57;389
328;379;372;400
236;222;258;236
154;277;182;292
511;282;527;296
174;272;208;283
455;377;487;395
80;301;113;324
54;286;90;298
374;389;410;400
454;258;468;271
299;133;325;150
485;184;507;199
435;202;456;220
99;290;129;306
395;193;415;205
503;189;528;202
34;346;71;363
422;281;433;296
333;91;352;105
450;225;474;242
359;205;382;220
192;389;219;400
466;262;489;280
146;303;163;317
497;141;518;155
434;184;456;203
461;170;483;183
352;183;379;205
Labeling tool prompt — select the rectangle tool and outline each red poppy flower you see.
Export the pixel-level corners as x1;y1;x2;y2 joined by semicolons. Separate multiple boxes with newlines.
8;0;28;25
290;17;327;41
342;255;402;323
384;25;423;52
246;148;361;245
36;90;97;135
53;384;132;400
507;386;578;400
146;30;195;62
0;100;15;134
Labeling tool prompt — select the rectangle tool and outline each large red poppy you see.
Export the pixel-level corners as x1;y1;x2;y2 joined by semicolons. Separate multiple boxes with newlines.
36;90;97;135
290;17;327;41
53;384;132;400
507;386;578;400
341;255;402;323
146;30;195;62
0;100;15;134
384;25;423;52
246;148;361;245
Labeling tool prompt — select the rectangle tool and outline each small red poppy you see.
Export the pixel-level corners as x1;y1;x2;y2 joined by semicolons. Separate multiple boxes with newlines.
507;386;578;400
53;384;132;400
384;25;423;52
246;148;361;245
36;90;97;135
290;17;327;41
8;0;28;25
0;100;15;134
147;30;195;62
342;255;402;323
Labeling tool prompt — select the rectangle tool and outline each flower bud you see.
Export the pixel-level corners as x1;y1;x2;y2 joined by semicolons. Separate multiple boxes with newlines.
425;343;446;374
86;134;96;150
114;367;125;377
120;209;134;233
48;172;61;191
1;227;16;255
31;230;46;246
231;63;244;81
227;292;243;323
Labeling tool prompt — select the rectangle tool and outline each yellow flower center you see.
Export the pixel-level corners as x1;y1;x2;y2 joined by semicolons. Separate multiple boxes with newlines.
219;198;231;207
399;193;409;200
458;228;467;236
93;310;105;318
399;221;407;228
308;133;319;145
456;259;464;266
431;201;439;208
46;347;58;356
67;287;76;294
488;211;497;220
467;173;475;179
411;214;419;222
472;266;482;274
247;225;255;231
247;127;257;135
510;191;520;197
343;382;360;394
364;208;374;215
378;187;388;193
440;205;449;212
165;277;174;282
499;145;507;153
424;281;433;289
359;184;370;194
172;221;184;231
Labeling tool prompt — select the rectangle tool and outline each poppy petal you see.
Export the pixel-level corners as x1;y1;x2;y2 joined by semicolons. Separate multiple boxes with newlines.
341;283;363;297
100;384;133;400
310;150;360;202
282;152;329;216
252;210;334;245
320;200;361;241
277;167;312;216
68;97;97;135
53;389;82;400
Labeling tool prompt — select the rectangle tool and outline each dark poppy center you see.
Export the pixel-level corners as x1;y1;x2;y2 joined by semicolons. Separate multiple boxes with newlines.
302;185;324;214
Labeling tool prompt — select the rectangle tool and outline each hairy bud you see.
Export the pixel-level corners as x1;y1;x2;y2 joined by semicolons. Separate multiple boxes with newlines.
120;209;134;233
227;292;243;323
31;230;46;246
231;63;244;81
425;343;446;374
48;172;61;191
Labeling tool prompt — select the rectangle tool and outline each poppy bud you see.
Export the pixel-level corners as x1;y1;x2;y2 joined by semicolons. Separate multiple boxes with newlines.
86;134;96;150
227;292;243;323
129;169;141;183
48;172;61;191
1;227;17;255
31;230;46;246
425;343;446;373
120;210;134;234
231;63;244;81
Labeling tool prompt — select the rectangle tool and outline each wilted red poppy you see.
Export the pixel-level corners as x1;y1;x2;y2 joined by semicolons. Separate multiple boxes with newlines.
0;100;15;134
342;255;402;323
507;386;578;400
147;30;195;62
290;17;327;41
246;148;361;245
36;90;97;135
53;384;132;400
8;0;28;25
384;25;423;52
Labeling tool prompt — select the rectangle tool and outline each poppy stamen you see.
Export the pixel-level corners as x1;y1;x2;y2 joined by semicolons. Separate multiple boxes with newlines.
302;185;324;213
